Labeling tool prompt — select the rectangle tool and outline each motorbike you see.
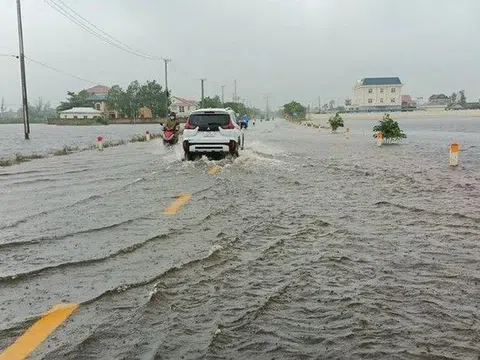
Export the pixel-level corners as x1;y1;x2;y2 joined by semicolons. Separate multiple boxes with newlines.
163;126;179;145
162;112;179;145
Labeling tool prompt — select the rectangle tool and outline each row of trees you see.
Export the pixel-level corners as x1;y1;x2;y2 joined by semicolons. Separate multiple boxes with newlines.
107;80;168;118
57;80;169;118
202;95;263;118
0;97;56;123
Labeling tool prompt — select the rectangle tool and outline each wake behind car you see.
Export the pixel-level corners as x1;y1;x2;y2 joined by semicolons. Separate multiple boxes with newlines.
183;108;243;161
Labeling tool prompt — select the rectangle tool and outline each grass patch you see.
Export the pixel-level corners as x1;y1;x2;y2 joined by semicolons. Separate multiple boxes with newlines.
54;145;79;156
0;153;45;167
103;139;127;148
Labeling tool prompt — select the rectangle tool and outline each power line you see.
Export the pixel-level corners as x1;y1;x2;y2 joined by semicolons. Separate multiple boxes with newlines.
25;56;97;84
54;0;159;59
43;0;160;60
0;54;18;58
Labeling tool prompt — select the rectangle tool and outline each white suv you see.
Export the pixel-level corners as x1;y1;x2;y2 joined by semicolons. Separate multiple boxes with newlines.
183;108;243;161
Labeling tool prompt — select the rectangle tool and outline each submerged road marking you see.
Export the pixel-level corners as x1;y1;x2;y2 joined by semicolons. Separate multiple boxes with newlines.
208;165;221;175
162;193;192;215
0;303;78;360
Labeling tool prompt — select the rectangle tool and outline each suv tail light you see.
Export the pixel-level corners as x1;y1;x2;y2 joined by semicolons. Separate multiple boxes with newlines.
221;121;235;129
184;120;196;129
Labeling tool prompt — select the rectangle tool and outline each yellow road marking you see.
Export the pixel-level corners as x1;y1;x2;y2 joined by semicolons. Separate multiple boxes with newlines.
208;165;221;175
162;193;192;215
0;303;78;360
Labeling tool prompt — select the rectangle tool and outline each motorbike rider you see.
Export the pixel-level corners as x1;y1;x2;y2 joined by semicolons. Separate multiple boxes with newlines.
164;112;179;132
240;114;249;129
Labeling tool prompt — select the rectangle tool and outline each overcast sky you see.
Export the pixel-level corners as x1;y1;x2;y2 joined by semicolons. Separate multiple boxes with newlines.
1;0;480;110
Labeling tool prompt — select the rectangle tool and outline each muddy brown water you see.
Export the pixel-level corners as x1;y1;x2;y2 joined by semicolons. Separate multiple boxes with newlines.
1;119;479;359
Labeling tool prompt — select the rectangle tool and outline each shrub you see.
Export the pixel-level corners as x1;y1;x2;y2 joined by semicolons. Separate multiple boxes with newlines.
328;113;344;132
94;117;109;125
373;113;407;142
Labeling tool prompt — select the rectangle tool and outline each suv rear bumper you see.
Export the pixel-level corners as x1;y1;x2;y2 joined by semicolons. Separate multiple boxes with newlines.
183;140;236;153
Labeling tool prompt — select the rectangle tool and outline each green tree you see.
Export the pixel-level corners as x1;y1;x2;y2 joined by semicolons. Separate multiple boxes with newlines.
137;80;167;118
328;113;344;132
224;101;247;115
345;98;352;106
203;95;222;108
126;81;141;118
283;101;306;118
107;80;168;118
0;97;5;116
29;97;56;121
107;85;128;117
450;92;457;105
459;90;466;105
373;113;406;142
57;90;90;111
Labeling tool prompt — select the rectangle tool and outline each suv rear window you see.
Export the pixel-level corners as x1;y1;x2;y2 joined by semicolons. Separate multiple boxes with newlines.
189;113;230;131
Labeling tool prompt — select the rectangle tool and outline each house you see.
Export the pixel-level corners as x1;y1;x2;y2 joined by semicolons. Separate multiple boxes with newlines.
401;95;412;104
85;85;118;118
170;97;198;118
352;77;403;111
421;94;450;111
58;107;102;119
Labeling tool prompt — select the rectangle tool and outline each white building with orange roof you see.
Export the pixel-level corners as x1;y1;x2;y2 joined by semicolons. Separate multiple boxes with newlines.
170;96;198;118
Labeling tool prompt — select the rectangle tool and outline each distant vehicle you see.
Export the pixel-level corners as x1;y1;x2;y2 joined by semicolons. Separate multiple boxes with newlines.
183;108;244;161
240;115;249;129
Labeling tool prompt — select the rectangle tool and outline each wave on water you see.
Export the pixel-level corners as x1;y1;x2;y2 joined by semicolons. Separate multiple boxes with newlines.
79;244;225;306
0;177;146;231
374;201;480;223
0;232;171;283
0;215;151;250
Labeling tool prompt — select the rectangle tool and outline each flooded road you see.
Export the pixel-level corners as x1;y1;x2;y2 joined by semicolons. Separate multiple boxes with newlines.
1;119;480;359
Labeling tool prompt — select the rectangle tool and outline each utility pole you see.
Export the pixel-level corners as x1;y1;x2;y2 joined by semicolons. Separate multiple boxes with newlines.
233;79;237;102
163;58;171;115
16;0;29;139
200;78;206;108
264;94;269;119
318;96;321;111
221;85;225;106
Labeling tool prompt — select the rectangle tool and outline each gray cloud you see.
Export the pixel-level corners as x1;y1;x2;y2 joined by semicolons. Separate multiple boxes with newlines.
1;0;480;110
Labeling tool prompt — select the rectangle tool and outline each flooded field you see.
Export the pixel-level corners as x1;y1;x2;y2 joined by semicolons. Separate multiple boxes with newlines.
0;123;164;158
0;118;479;359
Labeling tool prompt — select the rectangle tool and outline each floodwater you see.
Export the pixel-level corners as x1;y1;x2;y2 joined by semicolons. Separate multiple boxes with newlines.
0;118;480;359
0;123;164;157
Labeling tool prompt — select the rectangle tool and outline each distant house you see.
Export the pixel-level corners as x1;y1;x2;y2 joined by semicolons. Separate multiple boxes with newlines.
352;77;403;111
401;95;412;104
85;85;118;118
422;94;450;111
170;97;198;118
58;107;102;119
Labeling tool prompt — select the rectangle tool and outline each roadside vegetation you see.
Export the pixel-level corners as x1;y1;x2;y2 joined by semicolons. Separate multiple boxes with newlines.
0;153;45;167
54;145;78;156
373;113;407;142
328;113;344;132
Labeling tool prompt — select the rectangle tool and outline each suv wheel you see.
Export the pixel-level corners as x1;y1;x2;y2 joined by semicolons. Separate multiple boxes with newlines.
184;151;194;161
